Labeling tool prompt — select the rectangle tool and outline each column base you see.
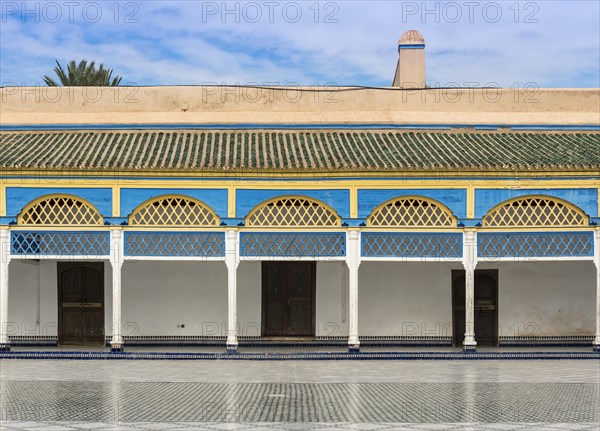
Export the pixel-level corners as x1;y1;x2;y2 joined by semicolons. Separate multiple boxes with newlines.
348;346;360;353
0;343;10;352
593;342;600;353
463;342;477;353
226;333;238;355
110;342;124;353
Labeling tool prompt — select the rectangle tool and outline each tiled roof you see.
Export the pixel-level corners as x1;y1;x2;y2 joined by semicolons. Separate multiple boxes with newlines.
0;129;599;172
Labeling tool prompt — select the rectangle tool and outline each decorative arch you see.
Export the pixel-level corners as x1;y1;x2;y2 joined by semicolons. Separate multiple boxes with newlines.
128;195;220;227
367;196;457;227
245;196;342;227
18;194;104;226
482;195;588;228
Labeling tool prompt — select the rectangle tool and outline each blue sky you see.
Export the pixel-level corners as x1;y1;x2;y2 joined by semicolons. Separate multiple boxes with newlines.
1;1;599;87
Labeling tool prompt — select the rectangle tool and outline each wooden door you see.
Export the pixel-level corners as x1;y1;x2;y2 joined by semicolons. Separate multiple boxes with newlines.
262;262;315;337
58;262;104;346
452;269;498;347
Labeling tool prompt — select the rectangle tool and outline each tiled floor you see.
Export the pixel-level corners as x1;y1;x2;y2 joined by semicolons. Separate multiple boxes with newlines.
0;422;599;430
5;345;599;361
0;360;599;430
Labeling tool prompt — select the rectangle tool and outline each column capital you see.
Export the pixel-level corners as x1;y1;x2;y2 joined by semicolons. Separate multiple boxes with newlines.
463;229;477;243
462;230;477;271
110;229;124;268
0;228;11;265
347;229;360;241
594;230;600;269
225;229;239;270
346;230;361;270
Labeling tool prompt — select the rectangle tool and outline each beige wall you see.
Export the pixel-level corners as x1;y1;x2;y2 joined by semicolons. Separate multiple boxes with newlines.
2;86;598;126
394;49;426;88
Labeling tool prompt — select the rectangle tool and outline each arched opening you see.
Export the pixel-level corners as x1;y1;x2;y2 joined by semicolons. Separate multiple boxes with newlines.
18;194;103;225
367;196;457;227
245;196;341;227
128;195;219;227
482;195;588;228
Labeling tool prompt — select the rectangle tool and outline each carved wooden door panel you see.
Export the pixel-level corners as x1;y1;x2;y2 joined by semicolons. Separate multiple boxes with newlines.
58;263;104;346
262;262;315;336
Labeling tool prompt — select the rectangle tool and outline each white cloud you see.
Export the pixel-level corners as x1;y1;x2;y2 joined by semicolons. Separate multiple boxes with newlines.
1;1;598;87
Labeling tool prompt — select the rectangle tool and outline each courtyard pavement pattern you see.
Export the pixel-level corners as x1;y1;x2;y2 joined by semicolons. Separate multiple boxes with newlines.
0;360;598;430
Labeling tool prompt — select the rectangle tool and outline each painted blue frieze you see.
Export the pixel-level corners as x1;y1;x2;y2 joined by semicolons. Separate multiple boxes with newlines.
6;187;112;218
475;189;598;218
120;188;228;218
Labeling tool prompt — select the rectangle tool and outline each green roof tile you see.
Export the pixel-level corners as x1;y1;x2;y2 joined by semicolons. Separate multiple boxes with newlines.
0;129;598;172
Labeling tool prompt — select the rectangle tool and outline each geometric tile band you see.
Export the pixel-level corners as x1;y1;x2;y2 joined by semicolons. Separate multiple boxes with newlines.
362;232;463;258
240;232;346;257
11;231;110;256
124;232;225;257
478;232;594;258
1;381;598;423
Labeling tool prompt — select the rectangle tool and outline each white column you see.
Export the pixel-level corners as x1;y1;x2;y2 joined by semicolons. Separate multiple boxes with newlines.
0;229;10;351
346;230;361;352
225;229;239;352
110;229;124;351
594;230;600;352
463;230;477;351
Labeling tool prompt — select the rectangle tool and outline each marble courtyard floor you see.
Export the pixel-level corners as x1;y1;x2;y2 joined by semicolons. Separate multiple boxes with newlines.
0;359;599;430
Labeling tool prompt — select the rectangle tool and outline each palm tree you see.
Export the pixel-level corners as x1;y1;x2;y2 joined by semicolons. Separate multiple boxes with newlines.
43;60;123;86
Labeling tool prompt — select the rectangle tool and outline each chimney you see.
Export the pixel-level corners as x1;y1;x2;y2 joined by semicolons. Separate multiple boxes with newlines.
392;30;426;88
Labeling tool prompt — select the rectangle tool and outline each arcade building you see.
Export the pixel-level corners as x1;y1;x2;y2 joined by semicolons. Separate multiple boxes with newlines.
0;31;599;353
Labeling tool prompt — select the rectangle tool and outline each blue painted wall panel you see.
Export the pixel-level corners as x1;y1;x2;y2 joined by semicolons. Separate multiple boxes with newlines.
6;187;112;217
475;189;598;218
357;189;467;219
120;188;228;217
236;189;350;218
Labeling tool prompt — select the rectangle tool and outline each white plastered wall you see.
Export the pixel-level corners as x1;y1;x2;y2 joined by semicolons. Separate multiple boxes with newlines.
316;262;349;337
358;262;458;337
236;262;261;337
479;261;595;336
121;261;227;336
7;259;596;338
120;261;348;337
8;260;112;337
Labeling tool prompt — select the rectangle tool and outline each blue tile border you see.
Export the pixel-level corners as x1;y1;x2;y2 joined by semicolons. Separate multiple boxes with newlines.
1;351;598;360
3;123;599;132
12;336;596;348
